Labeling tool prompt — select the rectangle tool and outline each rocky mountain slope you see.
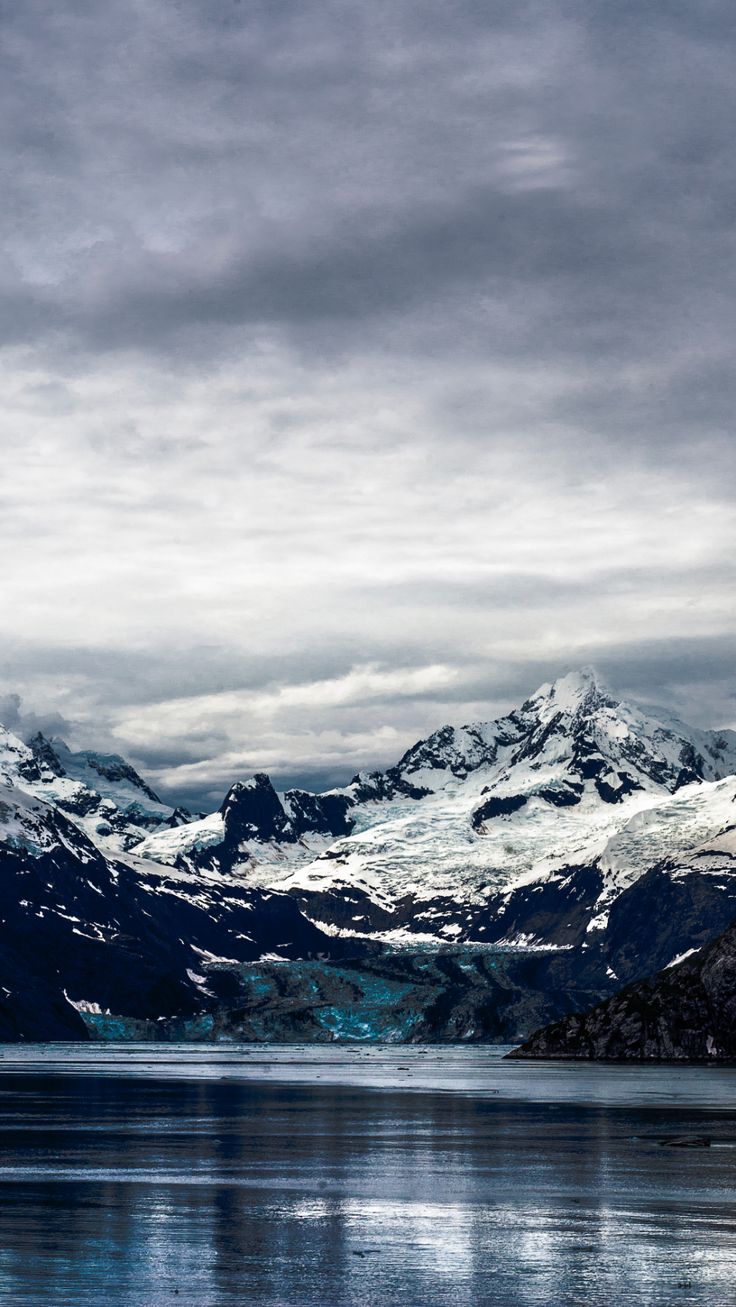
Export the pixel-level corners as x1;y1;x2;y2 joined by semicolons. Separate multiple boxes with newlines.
509;857;736;1061
0;779;354;1040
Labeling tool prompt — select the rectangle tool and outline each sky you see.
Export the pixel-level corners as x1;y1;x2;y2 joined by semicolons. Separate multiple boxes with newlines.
1;0;735;810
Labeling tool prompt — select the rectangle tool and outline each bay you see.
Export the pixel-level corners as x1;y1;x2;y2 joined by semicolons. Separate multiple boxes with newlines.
0;1044;734;1305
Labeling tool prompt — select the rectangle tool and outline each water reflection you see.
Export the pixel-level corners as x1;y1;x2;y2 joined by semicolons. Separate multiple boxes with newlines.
0;1052;732;1303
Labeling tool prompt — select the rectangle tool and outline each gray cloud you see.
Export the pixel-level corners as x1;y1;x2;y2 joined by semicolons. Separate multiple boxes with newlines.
4;0;735;372
0;0;734;808
0;693;74;742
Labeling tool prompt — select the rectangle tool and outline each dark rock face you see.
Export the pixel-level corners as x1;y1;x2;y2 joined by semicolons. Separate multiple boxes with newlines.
0;955;88;1041
465;865;605;948
349;769;431;803
218;777;356;848
508;916;736;1061
471;778;585;830
510;708;569;766
594;772;643;804
220;775;295;844
472;794;527;827
289;864;609;956
165;806;195;827
536;783;583;807
27;732;67;777
287;882;399;934
284;789;355;838
175;776;357;877
602;862;736;985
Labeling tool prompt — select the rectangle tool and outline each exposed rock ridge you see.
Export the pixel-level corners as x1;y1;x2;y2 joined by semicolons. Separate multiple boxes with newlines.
508;913;736;1061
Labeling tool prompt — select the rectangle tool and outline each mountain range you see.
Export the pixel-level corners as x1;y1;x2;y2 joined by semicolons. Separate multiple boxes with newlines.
1;667;735;1043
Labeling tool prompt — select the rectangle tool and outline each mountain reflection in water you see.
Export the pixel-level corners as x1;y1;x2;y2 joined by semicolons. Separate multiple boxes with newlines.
0;1045;733;1305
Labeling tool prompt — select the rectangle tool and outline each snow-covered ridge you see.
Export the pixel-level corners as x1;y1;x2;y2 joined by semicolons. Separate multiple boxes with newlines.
131;667;736;944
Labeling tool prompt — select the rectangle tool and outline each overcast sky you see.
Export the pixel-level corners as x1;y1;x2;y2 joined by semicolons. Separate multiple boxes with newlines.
1;0;734;809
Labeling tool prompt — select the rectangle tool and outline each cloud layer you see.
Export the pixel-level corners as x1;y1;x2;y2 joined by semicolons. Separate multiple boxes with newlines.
1;0;734;808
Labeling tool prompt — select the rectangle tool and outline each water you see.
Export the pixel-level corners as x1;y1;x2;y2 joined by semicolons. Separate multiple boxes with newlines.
0;1045;734;1304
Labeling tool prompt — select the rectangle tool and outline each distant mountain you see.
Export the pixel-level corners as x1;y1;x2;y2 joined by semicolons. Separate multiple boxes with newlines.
0;724;184;851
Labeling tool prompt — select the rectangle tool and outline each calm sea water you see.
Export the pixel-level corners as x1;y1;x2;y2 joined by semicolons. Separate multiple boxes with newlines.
0;1044;734;1305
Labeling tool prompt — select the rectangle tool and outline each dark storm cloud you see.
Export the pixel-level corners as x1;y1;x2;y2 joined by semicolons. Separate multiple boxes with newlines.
0;639;379;711
72;184;668;363
3;0;735;375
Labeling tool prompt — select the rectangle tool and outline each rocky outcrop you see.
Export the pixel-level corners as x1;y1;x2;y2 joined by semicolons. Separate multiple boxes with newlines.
284;789;355;838
508;916;736;1061
220;774;296;844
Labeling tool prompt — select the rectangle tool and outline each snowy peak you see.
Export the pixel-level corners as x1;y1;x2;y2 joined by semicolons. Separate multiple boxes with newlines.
346;667;736;812
521;666;613;718
30;735;167;813
61;745;163;806
350;723;500;802
0;723;39;782
347;668;624;805
0;722;176;853
487;668;736;806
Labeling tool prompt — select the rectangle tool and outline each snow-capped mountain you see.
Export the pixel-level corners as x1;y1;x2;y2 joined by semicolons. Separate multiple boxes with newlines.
136;668;736;951
0;724;187;851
